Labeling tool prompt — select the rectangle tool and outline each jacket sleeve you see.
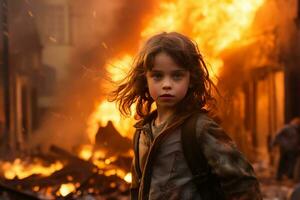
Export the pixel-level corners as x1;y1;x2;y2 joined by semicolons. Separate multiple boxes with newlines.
196;117;262;200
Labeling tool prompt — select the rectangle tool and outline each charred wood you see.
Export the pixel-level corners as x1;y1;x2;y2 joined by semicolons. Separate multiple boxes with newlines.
0;181;40;200
95;121;131;155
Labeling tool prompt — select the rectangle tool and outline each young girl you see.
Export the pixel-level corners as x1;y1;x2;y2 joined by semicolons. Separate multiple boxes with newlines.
111;32;262;200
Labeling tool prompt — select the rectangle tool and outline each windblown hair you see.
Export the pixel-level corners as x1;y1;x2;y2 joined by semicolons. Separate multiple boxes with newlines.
110;32;217;119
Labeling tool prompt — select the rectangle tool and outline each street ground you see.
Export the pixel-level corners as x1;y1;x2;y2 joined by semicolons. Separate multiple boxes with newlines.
254;162;296;200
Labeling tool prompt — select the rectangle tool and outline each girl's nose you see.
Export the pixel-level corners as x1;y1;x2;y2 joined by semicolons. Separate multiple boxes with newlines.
162;85;171;90
162;78;172;90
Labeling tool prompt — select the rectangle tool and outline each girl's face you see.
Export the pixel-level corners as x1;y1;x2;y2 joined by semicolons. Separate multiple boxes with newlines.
146;52;190;111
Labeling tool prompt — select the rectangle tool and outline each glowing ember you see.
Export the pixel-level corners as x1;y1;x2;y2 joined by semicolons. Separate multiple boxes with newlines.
110;182;117;188
93;160;107;169
102;42;108;49
104;168;126;178
0;158;63;180
90;156;118;169
58;183;76;197
33;186;40;192
79;150;131;182
93;149;106;159
78;144;93;160
104;156;117;165
78;145;107;163
124;172;132;183
28;10;34;17
48;36;57;43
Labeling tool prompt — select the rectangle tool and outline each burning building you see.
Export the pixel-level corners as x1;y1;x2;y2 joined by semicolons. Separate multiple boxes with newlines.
217;0;300;162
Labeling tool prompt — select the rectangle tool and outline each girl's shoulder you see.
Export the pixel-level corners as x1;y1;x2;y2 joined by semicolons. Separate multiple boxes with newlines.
194;112;220;131
193;112;234;145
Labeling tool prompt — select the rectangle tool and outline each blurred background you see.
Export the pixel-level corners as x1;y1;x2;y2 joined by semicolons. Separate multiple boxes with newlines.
0;0;300;199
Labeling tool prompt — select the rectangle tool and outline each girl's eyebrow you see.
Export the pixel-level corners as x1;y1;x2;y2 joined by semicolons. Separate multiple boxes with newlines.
149;70;162;73
172;69;187;73
150;69;187;73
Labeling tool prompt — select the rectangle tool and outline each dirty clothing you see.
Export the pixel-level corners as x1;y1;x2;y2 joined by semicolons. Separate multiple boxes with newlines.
149;115;201;199
131;110;262;200
272;124;300;152
272;124;300;180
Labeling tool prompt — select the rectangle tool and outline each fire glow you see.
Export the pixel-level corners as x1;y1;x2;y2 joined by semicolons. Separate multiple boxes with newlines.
0;158;63;180
0;0;266;198
77;146;132;182
58;183;76;197
87;0;265;140
85;54;137;143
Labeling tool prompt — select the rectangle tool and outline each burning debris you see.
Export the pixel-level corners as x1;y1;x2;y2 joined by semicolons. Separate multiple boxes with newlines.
0;123;132;199
0;145;131;199
95;121;131;155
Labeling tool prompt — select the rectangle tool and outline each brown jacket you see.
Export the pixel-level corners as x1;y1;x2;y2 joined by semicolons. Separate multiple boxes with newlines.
131;110;262;200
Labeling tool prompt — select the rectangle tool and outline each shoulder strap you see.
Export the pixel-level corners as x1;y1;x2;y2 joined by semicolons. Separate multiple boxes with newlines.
181;113;225;200
181;113;210;179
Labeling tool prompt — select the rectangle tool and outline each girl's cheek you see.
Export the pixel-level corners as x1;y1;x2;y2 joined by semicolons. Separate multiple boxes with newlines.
148;88;158;100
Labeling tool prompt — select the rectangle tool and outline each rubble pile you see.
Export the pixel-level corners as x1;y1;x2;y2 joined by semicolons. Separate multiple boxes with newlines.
0;145;131;200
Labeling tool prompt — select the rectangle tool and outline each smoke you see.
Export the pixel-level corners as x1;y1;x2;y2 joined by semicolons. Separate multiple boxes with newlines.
30;0;157;152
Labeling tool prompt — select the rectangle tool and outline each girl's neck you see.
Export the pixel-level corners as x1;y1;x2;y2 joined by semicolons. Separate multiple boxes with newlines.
155;107;175;126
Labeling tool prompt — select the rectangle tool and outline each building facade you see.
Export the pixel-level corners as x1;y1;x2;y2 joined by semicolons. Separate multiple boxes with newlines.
0;0;43;154
219;0;300;162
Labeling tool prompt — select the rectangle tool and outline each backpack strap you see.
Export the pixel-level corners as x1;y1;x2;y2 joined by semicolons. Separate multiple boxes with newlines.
181;113;225;200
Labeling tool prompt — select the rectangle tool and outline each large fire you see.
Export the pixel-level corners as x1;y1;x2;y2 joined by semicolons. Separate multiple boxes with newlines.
87;0;265;141
142;0;264;78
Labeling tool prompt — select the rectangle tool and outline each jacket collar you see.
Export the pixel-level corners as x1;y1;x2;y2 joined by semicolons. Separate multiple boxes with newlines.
133;110;158;130
133;109;204;131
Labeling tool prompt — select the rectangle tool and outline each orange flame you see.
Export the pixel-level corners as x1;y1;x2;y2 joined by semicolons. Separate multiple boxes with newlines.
0;158;63;180
124;172;132;183
78;144;94;160
142;0;264;78
86;54;137;143
87;0;265;140
105;54;133;83
86;100;136;144
77;146;132;183
58;183;76;197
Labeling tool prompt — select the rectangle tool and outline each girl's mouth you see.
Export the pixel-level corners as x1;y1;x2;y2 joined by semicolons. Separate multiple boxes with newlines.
160;94;175;97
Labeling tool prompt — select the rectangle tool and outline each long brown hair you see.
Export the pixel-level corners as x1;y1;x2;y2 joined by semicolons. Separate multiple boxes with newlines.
110;32;217;119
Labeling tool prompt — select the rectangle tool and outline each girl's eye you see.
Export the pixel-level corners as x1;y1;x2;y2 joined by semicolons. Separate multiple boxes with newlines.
151;73;162;80
172;73;184;80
